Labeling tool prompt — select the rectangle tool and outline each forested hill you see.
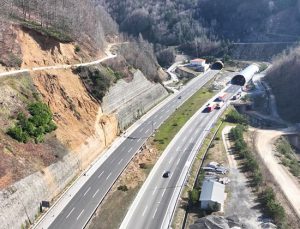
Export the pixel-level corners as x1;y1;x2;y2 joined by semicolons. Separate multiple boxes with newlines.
266;47;300;123
0;0;118;51
98;0;300;46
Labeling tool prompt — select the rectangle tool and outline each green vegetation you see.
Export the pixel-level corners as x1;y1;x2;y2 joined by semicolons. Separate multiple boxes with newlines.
260;188;286;226
153;86;215;152
230;125;262;187
75;66;112;102
276;137;300;177
188;189;200;205
117;185;129;192
19;19;73;43
225;109;248;125
74;45;81;53
7;102;57;143
259;63;268;72
230;125;286;226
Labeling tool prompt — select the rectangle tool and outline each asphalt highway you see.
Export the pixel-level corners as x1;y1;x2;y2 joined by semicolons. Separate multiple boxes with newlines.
121;84;241;229
47;70;220;229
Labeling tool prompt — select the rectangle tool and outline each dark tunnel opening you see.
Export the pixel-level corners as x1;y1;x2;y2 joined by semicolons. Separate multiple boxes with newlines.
231;74;246;86
211;61;224;70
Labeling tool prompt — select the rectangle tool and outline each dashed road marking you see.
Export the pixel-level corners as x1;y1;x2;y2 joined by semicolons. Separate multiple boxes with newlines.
66;207;75;219
137;138;141;143
106;172;112;180
76;209;84;220
177;158;181;165
118;158;123;165
129;147;133;152
152;207;158;219
98;171;104;179
161;189;166;197
152;186;157;195
83;187;91;196
142;205;148;216
92;189;99;198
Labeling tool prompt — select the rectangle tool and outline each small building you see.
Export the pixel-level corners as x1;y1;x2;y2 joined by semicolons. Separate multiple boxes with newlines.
190;58;206;67
199;180;225;211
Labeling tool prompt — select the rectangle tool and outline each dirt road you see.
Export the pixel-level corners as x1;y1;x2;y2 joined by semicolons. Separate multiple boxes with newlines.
222;126;264;229
254;129;300;218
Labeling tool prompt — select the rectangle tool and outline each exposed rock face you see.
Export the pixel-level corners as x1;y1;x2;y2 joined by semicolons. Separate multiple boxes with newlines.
0;69;119;228
102;70;168;130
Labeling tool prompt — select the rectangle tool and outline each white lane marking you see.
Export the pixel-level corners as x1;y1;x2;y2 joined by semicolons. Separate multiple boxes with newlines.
154;114;158;118
190;137;195;143
118;158;124;165
177;158;181;165
83;187;91;196
106;172;112;180
168;157;173;164
130;139;134;142
129;147;133;152
142;205;148;216
166;109;170;113
145;129;150;134
66;207;75;219
161;189;166;197
152;186;157;195
183;136;187;142
137;138;141;143
153;121;156;126
98;171;104;179
176;146;180;152
152;207;158;219
159;116;163;120
92;189;99;198
76;209;84;220
139;127;144;133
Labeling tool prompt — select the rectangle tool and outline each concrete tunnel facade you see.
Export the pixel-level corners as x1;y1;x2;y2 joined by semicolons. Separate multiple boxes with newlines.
231;64;260;86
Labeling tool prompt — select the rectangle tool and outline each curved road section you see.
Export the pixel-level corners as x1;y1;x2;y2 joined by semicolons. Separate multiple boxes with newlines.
35;70;220;229
120;84;241;229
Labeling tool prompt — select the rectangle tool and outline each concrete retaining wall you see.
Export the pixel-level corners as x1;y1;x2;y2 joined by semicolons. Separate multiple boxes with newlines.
102;70;168;130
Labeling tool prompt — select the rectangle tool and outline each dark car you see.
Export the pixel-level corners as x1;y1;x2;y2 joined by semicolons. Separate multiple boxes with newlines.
163;171;171;178
178;96;182;99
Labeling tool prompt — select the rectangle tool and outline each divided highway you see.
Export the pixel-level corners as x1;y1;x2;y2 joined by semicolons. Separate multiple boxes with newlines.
120;84;241;229
37;70;220;229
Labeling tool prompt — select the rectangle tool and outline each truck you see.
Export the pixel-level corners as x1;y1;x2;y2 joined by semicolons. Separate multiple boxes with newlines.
205;103;217;112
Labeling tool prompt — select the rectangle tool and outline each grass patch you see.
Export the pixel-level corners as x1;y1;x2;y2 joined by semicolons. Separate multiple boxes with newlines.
276;137;300;177
18;19;72;43
153;86;215;152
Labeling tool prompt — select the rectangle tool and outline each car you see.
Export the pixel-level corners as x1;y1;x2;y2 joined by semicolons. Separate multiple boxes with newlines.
178;96;182;99
163;171;171;178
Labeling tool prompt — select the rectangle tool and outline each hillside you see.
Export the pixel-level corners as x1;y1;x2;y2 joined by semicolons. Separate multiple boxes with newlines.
99;0;300;60
265;47;300;122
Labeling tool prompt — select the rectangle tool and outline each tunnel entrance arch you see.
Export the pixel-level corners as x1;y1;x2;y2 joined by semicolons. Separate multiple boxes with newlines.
231;74;246;86
211;61;224;70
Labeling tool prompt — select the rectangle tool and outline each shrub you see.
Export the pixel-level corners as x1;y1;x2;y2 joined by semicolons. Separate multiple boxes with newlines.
7;102;57;143
74;45;81;53
226;109;247;125
189;189;200;205
117;185;128;192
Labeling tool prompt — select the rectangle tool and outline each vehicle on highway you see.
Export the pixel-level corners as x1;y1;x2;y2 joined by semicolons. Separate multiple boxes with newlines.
163;171;171;178
204;102;217;112
178;96;182;99
215;101;224;109
232;92;241;100
214;92;227;102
